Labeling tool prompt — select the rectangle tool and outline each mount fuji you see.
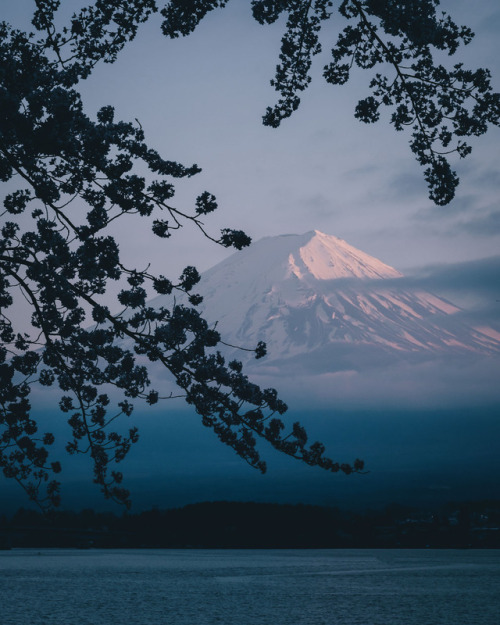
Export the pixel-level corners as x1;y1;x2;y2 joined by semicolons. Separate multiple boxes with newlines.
162;230;500;375
23;231;497;513
129;230;499;510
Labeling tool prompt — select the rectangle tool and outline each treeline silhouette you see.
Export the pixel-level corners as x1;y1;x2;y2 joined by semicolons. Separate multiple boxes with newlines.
1;500;499;549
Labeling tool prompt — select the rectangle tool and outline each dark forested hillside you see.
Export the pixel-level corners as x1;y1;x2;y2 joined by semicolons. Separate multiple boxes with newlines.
2;500;499;549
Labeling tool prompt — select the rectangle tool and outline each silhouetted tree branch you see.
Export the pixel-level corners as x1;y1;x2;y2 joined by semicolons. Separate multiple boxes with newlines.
0;1;368;512
163;0;500;205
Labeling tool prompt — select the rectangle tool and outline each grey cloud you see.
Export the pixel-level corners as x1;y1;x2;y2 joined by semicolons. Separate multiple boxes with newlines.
455;209;500;236
302;256;500;301
343;162;379;179
301;193;340;219
477;8;500;36
471;167;500;190
405;255;500;296
243;256;500;409
412;193;480;224
364;257;500;326
389;170;427;200
250;351;500;410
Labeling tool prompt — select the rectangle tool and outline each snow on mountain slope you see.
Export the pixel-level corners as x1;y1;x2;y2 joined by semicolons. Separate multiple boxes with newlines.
152;231;500;370
292;230;403;280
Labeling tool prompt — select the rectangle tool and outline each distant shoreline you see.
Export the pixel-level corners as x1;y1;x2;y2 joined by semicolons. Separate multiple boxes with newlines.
1;500;499;550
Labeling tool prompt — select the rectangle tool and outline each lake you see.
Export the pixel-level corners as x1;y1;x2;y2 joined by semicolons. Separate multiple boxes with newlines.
1;549;499;624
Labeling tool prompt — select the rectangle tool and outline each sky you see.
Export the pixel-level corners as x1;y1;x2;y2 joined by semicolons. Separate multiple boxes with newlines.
79;0;500;276
2;1;499;510
4;1;500;284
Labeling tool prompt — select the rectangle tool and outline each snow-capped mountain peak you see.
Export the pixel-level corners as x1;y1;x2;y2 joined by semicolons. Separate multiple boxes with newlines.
287;230;402;281
152;231;500;370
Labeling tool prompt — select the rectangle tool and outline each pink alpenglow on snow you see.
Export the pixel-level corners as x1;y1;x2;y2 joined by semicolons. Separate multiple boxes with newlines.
294;230;403;281
151;231;500;378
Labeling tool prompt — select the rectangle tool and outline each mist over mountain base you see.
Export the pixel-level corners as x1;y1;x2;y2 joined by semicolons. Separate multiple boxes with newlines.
2;405;497;514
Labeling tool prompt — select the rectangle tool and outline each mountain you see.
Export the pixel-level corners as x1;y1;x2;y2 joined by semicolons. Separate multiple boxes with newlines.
29;232;498;513
160;230;498;373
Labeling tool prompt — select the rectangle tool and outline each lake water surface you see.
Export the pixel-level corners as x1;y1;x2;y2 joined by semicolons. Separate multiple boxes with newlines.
1;548;499;624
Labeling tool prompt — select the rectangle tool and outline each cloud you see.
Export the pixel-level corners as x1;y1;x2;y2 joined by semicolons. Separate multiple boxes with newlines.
250;349;500;410
413;194;479;223
327;257;500;331
389;170;428;201
284;256;500;315
405;255;500;299
411;181;500;239
470;166;500;190
240;255;500;409
455;209;500;236
477;6;500;36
